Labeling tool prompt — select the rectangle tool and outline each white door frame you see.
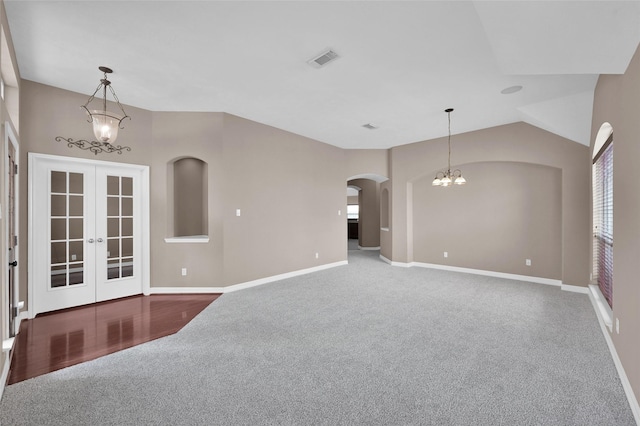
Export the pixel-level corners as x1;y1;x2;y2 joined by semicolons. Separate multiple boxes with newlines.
4;121;19;335
28;153;150;318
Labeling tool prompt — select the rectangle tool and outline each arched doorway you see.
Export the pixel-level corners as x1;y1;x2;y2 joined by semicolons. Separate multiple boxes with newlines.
346;174;388;252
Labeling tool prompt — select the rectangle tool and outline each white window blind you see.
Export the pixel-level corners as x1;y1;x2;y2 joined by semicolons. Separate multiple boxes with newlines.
593;137;613;308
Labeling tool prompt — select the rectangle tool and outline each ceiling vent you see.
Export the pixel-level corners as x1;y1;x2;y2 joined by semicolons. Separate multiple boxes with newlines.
308;49;339;68
362;123;379;130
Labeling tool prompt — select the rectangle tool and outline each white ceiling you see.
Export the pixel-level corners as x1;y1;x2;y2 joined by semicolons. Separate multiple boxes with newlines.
4;1;640;149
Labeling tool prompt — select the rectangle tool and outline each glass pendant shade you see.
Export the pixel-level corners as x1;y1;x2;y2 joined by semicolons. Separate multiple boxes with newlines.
432;177;441;186
90;110;122;143
454;175;466;185
441;176;452;186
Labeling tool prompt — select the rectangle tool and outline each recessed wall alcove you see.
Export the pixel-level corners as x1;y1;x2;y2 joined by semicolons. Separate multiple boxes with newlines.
165;157;209;243
411;161;562;278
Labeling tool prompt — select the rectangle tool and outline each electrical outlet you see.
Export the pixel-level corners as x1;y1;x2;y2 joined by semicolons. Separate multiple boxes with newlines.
616;318;620;334
71;254;77;261
181;268;187;276
443;252;448;258
525;259;531;266
236;209;241;217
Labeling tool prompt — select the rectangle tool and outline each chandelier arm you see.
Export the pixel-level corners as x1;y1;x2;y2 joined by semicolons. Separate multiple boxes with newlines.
118;115;131;130
80;105;93;123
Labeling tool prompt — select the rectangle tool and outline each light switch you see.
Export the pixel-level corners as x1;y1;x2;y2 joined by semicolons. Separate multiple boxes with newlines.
236;209;241;217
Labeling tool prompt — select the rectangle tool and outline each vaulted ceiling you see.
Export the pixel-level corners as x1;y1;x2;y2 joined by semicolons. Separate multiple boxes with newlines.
5;1;640;149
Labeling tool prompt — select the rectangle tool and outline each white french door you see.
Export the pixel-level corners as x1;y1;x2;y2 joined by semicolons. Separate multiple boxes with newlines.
30;154;149;316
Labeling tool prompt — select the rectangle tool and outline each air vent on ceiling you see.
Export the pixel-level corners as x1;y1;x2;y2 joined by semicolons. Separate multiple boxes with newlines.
308;49;339;68
362;123;379;130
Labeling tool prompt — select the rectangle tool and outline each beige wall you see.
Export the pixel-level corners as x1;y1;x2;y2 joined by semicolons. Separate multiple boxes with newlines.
413;161;562;278
591;43;640;406
150;112;224;287
19;83;347;297
345;149;388;181
386;122;590;287
222;114;346;285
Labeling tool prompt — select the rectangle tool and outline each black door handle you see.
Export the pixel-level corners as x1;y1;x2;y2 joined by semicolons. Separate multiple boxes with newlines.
9;260;17;267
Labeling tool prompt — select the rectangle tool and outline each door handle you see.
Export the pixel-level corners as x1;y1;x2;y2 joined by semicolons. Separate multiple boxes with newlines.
97;238;104;243
87;238;95;243
8;260;17;267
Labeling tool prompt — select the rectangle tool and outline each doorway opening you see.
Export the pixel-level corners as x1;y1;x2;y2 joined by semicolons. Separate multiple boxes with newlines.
346;175;387;254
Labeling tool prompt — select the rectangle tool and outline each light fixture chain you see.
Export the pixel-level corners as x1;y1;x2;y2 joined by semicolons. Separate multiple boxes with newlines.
107;84;129;118
447;110;452;173
82;82;104;109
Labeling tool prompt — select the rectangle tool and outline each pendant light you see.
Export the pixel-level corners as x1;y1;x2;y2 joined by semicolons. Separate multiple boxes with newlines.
432;108;466;186
81;66;130;144
56;66;132;155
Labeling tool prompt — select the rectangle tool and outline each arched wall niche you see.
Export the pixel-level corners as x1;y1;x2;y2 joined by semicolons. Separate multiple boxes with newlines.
167;156;208;238
380;188;389;230
409;160;562;279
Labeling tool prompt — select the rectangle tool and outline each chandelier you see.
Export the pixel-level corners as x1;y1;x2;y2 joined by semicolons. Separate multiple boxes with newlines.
56;66;132;155
432;108;466;187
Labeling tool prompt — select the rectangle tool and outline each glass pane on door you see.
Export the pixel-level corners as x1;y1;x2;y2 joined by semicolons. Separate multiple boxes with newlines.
50;171;84;288
106;176;134;280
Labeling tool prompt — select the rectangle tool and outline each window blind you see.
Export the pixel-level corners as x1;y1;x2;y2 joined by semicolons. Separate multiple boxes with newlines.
593;138;613;308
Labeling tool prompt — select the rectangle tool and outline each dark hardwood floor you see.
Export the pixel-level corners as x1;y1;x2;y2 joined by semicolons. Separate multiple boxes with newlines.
8;293;221;385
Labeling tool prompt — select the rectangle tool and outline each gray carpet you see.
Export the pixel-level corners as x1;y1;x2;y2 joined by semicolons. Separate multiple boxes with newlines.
1;250;635;425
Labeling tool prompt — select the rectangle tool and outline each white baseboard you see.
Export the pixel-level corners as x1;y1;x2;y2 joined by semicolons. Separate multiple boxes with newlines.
149;287;225;294
587;287;640;424
588;285;613;333
0;349;10;399
150;260;349;295
561;284;590;294
407;261;563;287
382;258;592;294
379;255;411;267
359;246;380;251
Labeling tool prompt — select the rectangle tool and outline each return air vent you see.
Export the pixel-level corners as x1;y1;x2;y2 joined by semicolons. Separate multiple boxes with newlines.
307;49;339;68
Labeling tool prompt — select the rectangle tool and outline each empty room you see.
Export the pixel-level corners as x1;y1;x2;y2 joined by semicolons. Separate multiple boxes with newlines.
0;1;638;424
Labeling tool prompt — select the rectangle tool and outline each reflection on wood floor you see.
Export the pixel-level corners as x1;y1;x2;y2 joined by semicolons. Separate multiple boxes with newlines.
8;293;221;385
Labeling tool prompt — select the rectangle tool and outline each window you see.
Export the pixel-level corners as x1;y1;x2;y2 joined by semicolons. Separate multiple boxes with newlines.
593;135;613;308
347;204;359;220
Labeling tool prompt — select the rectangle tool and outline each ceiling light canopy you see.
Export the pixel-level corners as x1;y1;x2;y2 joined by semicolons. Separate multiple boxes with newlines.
432;108;466;187
501;85;523;95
